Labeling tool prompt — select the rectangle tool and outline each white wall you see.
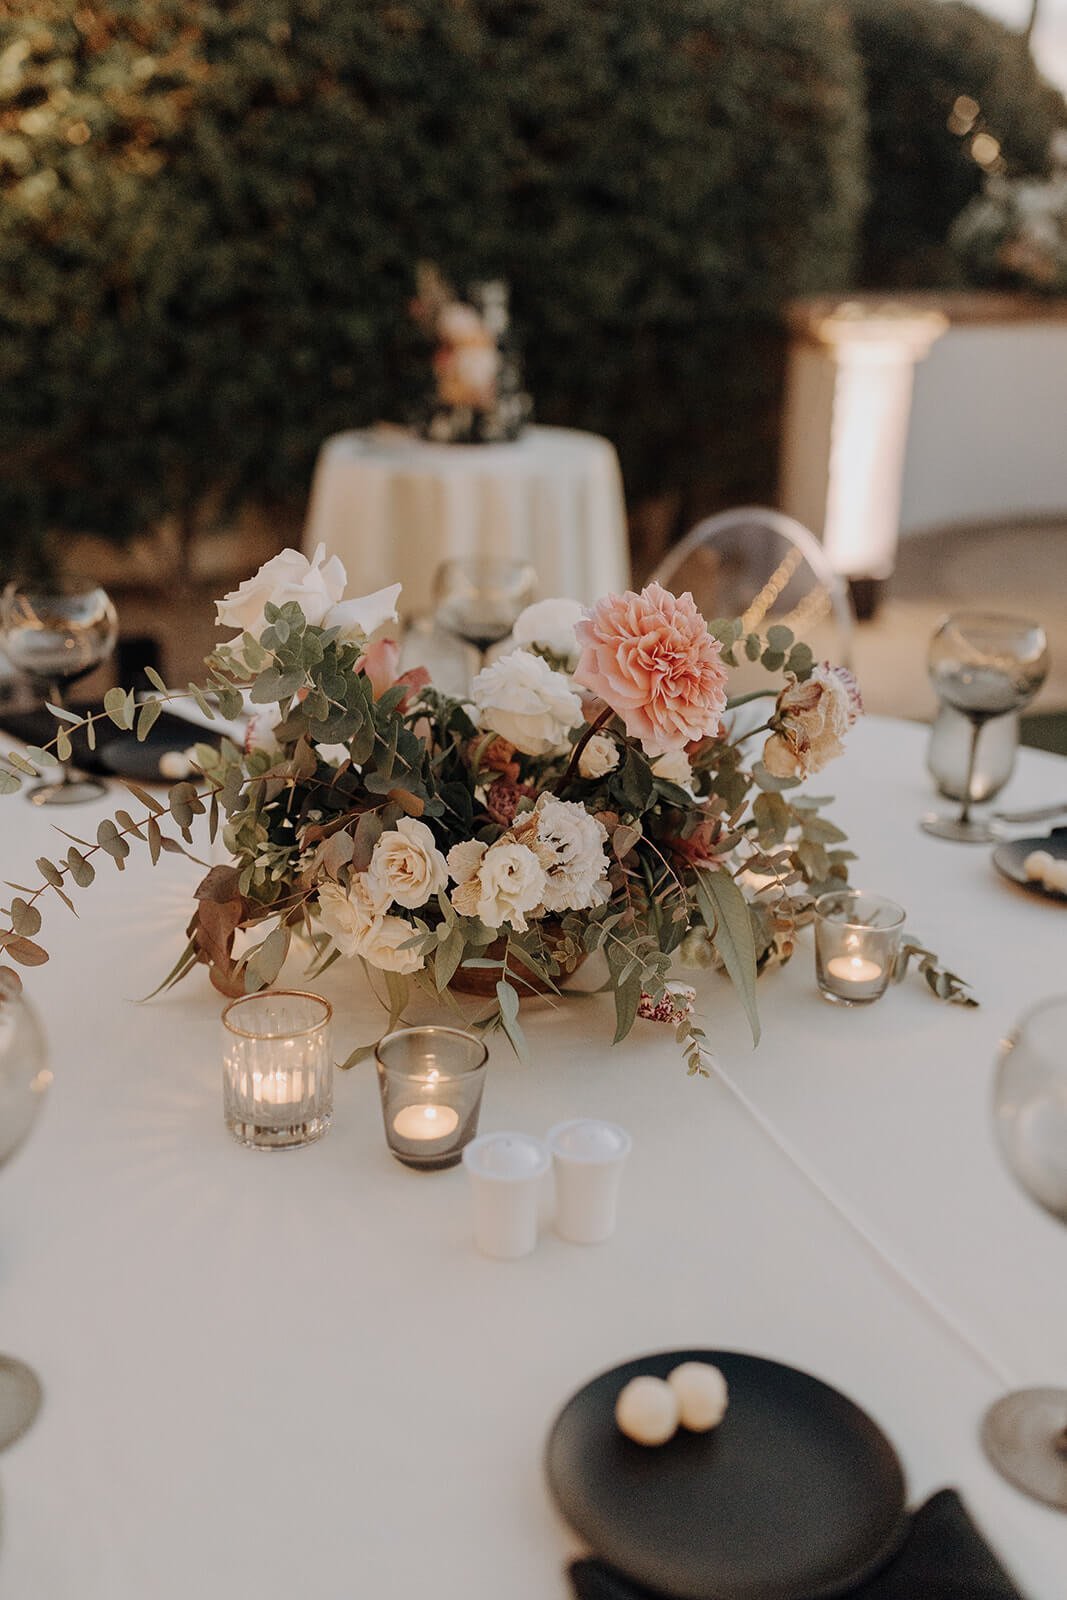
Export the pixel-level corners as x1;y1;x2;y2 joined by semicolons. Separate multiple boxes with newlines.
899;322;1067;535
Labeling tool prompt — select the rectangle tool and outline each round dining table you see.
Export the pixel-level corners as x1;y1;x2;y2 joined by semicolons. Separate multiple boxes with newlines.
1;715;1066;1599
301;425;631;621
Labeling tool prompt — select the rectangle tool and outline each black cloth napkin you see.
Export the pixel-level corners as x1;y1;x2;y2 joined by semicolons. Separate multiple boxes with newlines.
568;1490;1025;1600
0;701;220;781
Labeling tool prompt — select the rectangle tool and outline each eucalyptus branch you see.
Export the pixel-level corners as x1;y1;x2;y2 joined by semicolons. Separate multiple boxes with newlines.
893;940;978;1007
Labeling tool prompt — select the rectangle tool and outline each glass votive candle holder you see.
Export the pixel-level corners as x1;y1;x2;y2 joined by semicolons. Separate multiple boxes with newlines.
221;990;333;1150
813;890;905;1007
375;1026;489;1171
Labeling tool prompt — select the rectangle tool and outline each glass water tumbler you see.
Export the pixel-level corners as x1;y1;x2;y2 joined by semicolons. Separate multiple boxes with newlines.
221;990;333;1150
814;890;905;1007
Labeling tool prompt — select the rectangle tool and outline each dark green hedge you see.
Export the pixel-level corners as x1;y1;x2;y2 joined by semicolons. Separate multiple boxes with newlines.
847;0;1063;287
0;0;866;569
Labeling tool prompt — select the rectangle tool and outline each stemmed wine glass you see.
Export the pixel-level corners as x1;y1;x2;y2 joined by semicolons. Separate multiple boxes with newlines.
922;611;1048;843
0;579;118;805
983;995;1067;1509
0;970;51;1451
433;557;538;669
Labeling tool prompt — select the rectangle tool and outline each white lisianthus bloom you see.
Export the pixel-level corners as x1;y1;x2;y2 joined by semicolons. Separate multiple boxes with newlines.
447;839;488;885
367;817;449;910
471;650;582;758
450;840;547;931
577;732;620;780
534;795;610;913
317;876;391;958
215;543;400;644
762;664;862;781
359;915;425;974
651;749;693;790
512;597;586;666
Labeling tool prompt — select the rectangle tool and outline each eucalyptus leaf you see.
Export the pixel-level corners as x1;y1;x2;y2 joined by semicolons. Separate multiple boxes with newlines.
695;868;761;1045
496;979;529;1065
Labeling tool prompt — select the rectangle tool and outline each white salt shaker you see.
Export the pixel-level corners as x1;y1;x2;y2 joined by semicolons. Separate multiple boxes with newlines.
462;1132;550;1260
547;1118;632;1245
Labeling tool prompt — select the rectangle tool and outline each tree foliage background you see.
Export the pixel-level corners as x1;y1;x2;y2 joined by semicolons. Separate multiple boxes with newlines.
0;0;1059;572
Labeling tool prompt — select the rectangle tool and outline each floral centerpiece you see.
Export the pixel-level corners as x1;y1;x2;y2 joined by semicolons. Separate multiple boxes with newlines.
951;133;1067;293
0;545;888;1072
409;264;531;444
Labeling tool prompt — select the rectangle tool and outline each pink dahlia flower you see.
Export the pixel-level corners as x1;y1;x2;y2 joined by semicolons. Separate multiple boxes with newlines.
574;584;728;758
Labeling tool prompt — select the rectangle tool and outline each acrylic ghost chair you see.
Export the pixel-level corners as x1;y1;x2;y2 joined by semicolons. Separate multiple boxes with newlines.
651;506;854;685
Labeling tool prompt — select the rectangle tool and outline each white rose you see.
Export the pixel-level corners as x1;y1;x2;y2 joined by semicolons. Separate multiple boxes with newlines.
367;817;448;910
325;582;402;643
512;598;586;666
471;650;582;758
215;543;400;643
451;840;547;932
762;664;862;781
651;750;693;789
217;544;347;633
317;876;390;958
577;732;619;780
359;914;424;974
438;303;487;343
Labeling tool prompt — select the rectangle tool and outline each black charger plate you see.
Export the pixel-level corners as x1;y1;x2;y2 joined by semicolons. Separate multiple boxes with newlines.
992;829;1067;902
546;1350;907;1600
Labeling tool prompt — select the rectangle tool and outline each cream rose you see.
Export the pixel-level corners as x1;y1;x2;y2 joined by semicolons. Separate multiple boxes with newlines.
317;876;390;958
450;840;547;931
367;818;448;910
578;732;620;780
471;650;582;758
762;664;862;781
359;915;425;974
512;598;586;666
216;544;400;643
651;750;693;789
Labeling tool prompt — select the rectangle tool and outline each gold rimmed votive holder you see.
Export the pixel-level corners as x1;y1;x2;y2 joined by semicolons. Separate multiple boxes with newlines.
221;990;334;1150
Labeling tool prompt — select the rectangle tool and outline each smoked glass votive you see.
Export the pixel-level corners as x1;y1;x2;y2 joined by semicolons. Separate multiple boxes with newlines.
375;1026;489;1171
221;990;333;1150
813;890;905;1007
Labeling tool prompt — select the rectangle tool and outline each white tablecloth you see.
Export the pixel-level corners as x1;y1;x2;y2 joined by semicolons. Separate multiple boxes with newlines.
2;718;1066;1598
302;426;631;617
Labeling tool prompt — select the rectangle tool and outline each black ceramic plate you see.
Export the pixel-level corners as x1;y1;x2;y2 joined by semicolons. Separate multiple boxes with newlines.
993;828;1067;903
546;1350;907;1600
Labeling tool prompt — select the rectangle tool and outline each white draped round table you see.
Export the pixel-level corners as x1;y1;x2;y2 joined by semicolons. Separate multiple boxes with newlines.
302;425;631;618
1;717;1066;1599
